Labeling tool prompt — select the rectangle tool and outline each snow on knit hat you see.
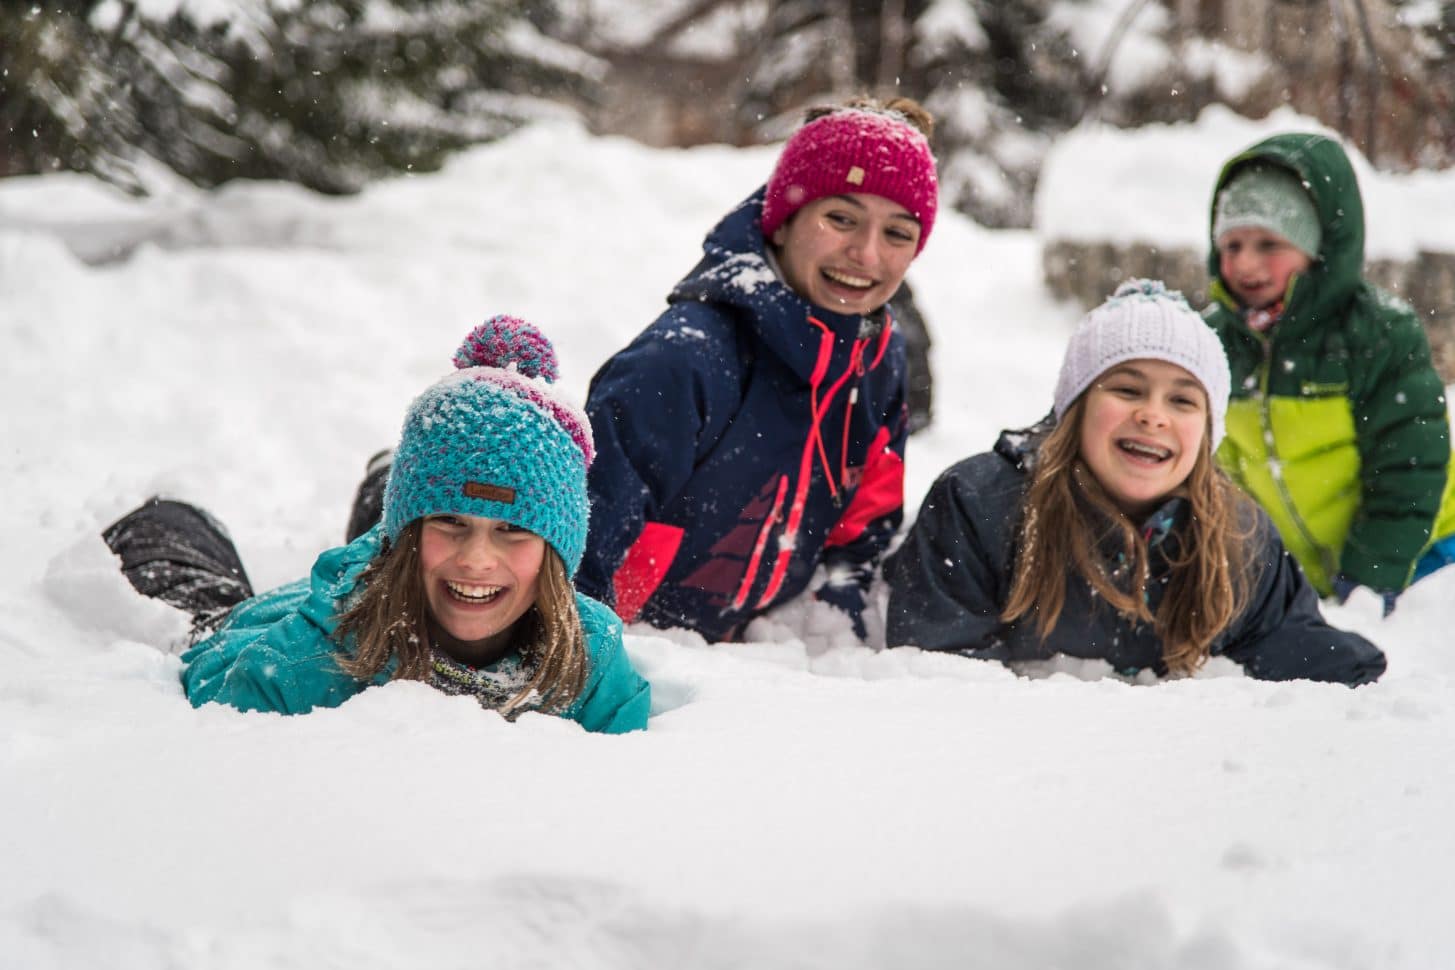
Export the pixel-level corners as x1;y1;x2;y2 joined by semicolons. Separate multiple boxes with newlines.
1053;279;1232;448
383;315;595;576
761;107;938;254
1212;163;1322;260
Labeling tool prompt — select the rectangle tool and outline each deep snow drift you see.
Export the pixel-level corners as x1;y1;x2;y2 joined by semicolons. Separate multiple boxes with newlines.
2;111;1453;969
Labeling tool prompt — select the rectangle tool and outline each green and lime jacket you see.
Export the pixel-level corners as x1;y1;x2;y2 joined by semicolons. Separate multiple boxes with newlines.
1205;132;1455;595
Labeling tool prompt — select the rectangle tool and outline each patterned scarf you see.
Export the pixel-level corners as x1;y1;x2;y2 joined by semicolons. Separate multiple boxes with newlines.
1107;497;1187;597
1140;499;1184;550
428;649;541;715
1244;299;1284;334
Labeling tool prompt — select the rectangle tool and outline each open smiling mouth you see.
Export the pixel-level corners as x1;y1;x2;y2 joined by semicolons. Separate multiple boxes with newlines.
822;268;874;290
1117;439;1173;462
445;580;505;604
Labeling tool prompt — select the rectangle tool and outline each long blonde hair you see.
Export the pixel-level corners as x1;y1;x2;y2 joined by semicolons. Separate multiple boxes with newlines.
1001;397;1254;674
334;522;587;716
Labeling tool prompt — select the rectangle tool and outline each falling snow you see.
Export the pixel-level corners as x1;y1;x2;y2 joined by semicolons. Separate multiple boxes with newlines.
3;111;1455;970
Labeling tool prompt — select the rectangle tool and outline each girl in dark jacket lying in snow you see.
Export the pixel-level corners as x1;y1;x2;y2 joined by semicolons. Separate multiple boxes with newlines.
884;280;1385;686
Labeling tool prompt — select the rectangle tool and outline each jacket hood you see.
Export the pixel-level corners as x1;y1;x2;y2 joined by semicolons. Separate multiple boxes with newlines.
1206;132;1365;328
992;413;1055;472
670;187;892;385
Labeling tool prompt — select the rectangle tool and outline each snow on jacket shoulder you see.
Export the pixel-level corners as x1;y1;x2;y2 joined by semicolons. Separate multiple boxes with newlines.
579;188;910;641
180;527;651;732
884;431;1386;686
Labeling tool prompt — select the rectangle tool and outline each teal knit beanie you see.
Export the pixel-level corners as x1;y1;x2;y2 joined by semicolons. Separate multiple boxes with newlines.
1213;164;1322;259
383;316;594;576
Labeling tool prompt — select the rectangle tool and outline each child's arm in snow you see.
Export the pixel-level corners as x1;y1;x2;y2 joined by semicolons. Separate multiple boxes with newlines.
882;460;1013;653
577;315;742;609
1218;515;1386;686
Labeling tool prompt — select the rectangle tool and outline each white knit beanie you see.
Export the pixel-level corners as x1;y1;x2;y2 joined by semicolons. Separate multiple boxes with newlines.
1053;279;1232;447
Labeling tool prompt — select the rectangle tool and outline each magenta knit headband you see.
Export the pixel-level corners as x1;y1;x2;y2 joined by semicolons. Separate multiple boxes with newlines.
761;108;938;254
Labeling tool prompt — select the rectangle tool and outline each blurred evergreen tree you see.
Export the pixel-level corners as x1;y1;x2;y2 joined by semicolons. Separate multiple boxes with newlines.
1387;0;1455;166
733;0;1084;227
0;0;596;193
905;0;1083;228
717;0;1455;223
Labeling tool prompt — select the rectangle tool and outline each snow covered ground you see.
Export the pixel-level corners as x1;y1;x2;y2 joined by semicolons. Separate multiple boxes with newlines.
2;110;1453;969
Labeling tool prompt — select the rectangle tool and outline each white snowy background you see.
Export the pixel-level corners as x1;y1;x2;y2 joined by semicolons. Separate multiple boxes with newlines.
3;107;1455;969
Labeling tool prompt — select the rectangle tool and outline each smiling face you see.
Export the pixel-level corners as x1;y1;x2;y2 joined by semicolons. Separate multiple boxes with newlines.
1217;226;1312;310
1077;360;1209;520
770;193;920;316
417;513;545;665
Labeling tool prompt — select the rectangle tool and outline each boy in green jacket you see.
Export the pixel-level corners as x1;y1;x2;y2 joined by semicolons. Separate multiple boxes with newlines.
1205;132;1455;614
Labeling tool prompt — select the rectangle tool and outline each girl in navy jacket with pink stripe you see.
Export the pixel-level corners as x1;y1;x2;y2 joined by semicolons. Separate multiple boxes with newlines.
577;98;939;642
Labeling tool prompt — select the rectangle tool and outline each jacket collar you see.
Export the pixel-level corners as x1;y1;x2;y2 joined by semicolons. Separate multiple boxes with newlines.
669;188;890;385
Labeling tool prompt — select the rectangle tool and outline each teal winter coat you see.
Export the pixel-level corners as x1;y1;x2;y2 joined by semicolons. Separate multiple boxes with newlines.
180;527;651;733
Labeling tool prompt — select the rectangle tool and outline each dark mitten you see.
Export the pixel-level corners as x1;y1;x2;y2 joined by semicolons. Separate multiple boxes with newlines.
814;580;869;641
1331;574;1398;618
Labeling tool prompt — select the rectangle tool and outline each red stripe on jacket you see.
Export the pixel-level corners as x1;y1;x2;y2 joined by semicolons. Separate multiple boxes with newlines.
825;425;902;548
612;521;685;622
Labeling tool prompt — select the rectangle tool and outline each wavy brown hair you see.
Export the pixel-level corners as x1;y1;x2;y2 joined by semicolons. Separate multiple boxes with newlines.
803;95;934;139
1001;396;1254;674
333;521;587;716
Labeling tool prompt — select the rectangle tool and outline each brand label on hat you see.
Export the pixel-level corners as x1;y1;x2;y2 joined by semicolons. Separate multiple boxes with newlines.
464;481;516;504
845;165;865;185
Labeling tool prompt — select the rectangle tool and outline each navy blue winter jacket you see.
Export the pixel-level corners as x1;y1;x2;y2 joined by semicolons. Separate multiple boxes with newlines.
578;189;910;641
884;428;1386;686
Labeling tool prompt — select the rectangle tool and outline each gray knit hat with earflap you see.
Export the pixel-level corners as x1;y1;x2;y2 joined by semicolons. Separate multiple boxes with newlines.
1212;163;1322;260
1053;279;1232;448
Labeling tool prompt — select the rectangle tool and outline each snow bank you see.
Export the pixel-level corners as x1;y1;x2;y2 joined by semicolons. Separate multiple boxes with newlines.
1037;104;1455;260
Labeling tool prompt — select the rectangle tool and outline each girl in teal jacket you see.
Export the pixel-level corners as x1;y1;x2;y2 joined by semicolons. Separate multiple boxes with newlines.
104;316;650;734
